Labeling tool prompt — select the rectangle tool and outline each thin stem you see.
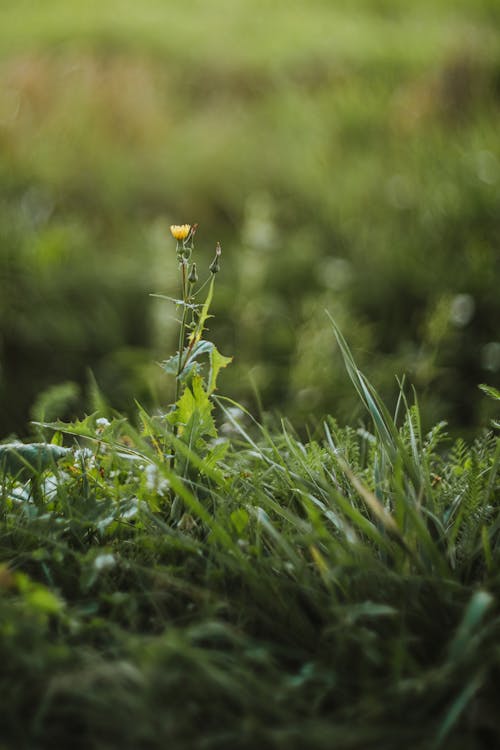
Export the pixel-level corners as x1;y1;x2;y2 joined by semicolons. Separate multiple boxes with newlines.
174;260;189;405
170;261;189;474
191;276;211;299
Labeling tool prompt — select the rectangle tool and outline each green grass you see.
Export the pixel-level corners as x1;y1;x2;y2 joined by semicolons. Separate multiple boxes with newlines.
2;0;498;68
1;8;500;736
1;331;499;748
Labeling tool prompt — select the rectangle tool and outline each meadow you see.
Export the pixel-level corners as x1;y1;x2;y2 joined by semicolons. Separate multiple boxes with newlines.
1;0;499;435
1;1;500;747
1;301;500;747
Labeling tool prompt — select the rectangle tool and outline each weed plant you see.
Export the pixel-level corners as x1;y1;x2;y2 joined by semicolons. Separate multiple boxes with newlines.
1;226;500;748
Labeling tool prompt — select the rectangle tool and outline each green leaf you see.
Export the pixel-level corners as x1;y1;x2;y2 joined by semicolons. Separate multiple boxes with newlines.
188;340;215;360
35;413;99;438
25;586;64;615
230;508;249;536
161;353;181;376
169;374;217;452
203;439;230;472
338;602;398;624
208;345;232;394
479;383;500;401
447;590;493;662
0;442;71;476
161;341;215;382
191;275;215;346
162;352;200;381
15;572;64;615
433;673;485;749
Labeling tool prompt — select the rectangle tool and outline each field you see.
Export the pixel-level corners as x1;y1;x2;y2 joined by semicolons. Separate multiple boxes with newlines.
1;323;500;748
1;0;499;434
1;1;500;747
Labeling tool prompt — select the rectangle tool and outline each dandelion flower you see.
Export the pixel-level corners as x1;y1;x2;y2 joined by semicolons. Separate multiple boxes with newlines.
170;224;191;241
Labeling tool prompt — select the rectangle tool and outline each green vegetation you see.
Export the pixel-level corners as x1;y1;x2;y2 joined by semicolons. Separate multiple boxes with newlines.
1;3;500;745
1;0;499;435
1;318;500;747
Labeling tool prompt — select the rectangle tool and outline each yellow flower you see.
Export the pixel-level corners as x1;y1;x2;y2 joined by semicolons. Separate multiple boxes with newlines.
170;224;191;241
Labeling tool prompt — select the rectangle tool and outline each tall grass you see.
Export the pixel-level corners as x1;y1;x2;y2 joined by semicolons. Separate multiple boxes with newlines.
1;325;499;748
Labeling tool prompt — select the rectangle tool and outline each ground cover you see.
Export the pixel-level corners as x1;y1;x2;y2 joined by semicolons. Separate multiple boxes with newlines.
1;305;499;748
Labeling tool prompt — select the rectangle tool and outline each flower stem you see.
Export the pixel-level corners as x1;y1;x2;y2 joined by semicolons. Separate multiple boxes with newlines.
174;260;189;405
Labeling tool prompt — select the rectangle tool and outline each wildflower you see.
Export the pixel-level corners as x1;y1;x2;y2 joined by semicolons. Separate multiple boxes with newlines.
170;224;191;242
94;553;116;572
145;463;170;496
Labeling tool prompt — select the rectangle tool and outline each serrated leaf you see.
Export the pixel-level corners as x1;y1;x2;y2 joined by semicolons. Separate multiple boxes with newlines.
203;439;230;474
161;353;200;382
161;353;181;376
162;340;215;382
208;346;232;394
190;275;215;347
189;340;215;359
35;413;100;438
169;374;217;447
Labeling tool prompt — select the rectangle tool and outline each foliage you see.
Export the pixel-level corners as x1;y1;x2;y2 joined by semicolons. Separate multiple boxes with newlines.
1;327;500;748
1;4;500;743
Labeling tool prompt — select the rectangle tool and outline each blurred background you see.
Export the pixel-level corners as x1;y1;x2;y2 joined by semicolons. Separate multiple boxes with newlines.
0;0;499;437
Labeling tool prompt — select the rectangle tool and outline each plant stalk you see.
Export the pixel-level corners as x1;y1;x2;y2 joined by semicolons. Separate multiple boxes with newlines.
174;260;189;405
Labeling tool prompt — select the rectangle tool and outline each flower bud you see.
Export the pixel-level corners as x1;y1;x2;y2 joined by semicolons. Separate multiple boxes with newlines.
188;262;198;284
209;242;222;274
170;224;191;241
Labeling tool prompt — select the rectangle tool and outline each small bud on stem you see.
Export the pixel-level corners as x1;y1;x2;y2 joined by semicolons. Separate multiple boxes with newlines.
209;242;222;274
